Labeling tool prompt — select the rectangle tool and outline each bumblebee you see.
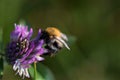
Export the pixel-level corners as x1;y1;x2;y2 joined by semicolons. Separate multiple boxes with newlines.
40;27;70;55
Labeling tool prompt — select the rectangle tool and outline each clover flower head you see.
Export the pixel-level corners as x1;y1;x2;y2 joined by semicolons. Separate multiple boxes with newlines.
6;24;46;78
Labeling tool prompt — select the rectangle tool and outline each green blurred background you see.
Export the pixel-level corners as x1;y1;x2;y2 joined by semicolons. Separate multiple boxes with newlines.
0;0;120;80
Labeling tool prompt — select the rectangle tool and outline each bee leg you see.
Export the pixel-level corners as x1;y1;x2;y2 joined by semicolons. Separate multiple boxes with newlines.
56;36;70;50
48;43;58;53
61;33;68;41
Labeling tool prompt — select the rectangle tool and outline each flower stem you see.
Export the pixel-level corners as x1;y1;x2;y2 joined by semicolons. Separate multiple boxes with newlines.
34;62;37;80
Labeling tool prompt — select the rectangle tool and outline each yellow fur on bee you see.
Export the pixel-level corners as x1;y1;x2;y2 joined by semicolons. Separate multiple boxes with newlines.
45;27;61;37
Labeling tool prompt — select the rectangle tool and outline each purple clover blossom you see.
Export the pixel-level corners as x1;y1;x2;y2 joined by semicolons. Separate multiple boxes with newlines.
10;24;33;41
6;24;46;78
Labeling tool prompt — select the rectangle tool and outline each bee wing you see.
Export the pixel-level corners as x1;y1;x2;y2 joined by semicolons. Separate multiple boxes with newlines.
61;33;68;41
56;36;70;50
